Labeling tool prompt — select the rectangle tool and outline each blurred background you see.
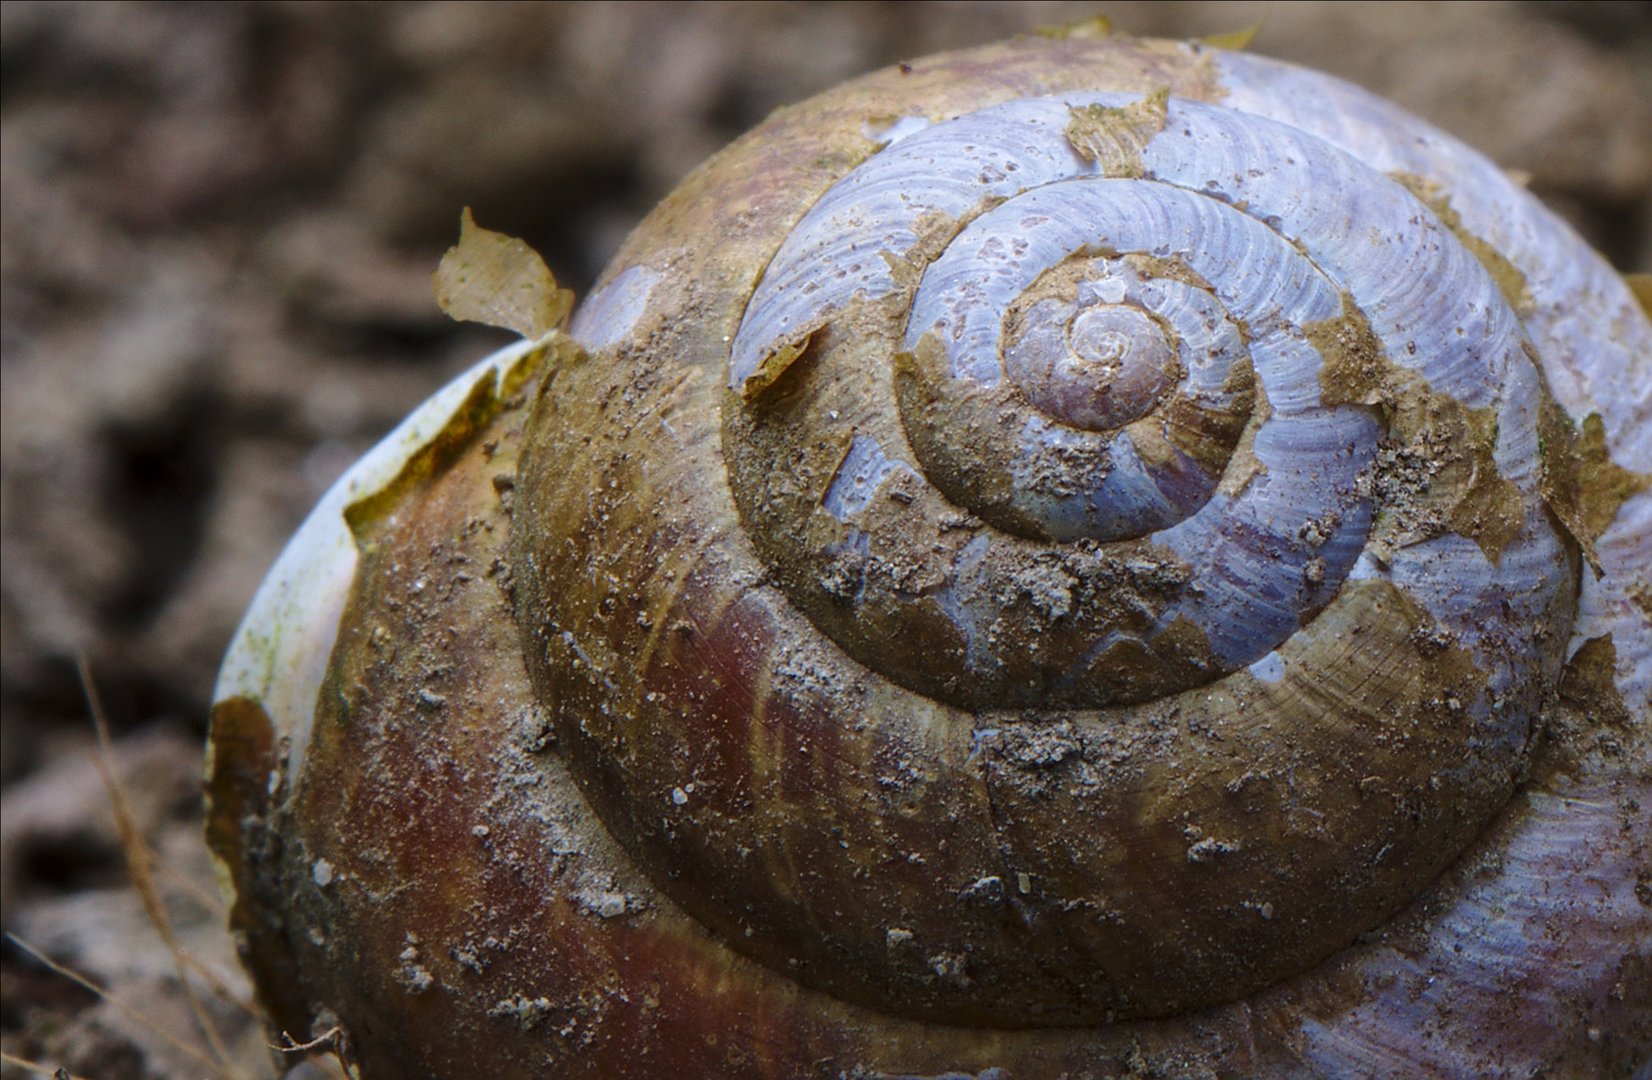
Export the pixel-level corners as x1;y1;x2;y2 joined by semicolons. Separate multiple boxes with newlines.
2;3;1648;1077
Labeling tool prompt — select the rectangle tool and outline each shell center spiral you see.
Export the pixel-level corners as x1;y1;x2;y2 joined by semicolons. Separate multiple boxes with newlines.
1006;288;1178;432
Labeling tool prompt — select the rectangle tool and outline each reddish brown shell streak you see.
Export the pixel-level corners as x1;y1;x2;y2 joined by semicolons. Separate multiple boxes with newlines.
208;34;1650;1079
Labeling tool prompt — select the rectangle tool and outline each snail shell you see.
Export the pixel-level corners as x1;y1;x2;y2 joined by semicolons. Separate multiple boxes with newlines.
208;32;1650;1078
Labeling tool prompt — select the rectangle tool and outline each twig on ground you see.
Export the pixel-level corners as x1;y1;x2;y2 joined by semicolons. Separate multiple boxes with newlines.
271;1026;340;1054
77;657;246;1079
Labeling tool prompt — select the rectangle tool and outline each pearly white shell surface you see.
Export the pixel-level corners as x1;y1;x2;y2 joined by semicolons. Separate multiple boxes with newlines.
213;339;544;779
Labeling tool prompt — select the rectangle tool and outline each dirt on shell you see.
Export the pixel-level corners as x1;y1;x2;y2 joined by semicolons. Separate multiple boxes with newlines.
2;4;1648;1078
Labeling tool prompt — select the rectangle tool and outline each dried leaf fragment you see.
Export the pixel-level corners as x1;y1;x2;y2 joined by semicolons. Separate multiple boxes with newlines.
1035;15;1112;40
1200;24;1262;51
434;207;573;340
1627;273;1652;318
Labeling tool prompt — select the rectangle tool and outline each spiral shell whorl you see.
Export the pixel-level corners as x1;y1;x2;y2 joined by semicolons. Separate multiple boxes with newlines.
508;41;1589;1029
724;90;1562;713
203;32;1650;1077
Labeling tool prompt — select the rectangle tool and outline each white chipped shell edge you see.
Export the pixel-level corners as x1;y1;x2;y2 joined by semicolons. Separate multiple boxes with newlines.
212;339;543;783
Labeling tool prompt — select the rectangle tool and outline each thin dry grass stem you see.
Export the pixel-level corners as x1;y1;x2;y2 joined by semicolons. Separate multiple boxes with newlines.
69;794;256;1021
172;949;264;1023
271;1028;353;1079
80;790;236;917
0;1050;90;1080
4;933;224;1075
271;1026;340;1054
76;657;246;1080
79;800;231;919
156;855;231;919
